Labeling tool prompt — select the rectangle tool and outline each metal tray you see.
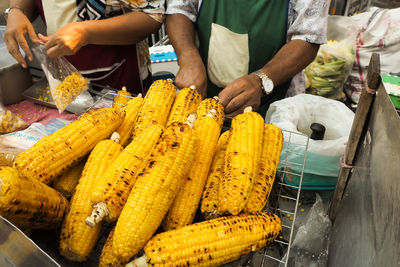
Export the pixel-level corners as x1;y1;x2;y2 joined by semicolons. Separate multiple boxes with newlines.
22;79;94;114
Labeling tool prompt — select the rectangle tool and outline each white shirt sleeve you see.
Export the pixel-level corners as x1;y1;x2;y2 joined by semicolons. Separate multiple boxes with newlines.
166;0;200;23
287;0;329;44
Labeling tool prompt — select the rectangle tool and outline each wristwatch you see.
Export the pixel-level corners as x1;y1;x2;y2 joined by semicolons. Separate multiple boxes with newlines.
253;70;274;95
4;6;25;19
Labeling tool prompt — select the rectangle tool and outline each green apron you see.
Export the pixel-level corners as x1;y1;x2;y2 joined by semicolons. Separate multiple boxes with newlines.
196;0;291;116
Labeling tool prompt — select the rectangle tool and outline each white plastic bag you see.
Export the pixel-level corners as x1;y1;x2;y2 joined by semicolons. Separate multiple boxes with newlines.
345;7;400;103
305;16;358;100
265;94;354;186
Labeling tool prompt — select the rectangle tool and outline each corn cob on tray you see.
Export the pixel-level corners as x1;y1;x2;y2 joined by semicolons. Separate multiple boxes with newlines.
2;79;309;267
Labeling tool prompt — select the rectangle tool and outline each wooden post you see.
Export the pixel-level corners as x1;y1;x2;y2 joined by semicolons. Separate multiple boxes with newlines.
329;53;381;221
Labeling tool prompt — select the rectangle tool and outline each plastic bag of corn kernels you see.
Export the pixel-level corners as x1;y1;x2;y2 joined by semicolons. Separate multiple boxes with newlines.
32;44;88;113
0;91;26;134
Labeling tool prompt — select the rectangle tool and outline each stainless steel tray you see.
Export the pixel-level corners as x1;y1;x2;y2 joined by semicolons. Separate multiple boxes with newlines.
22;79;94;114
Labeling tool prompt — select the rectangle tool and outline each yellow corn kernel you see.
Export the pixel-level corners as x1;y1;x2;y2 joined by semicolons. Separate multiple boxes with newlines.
197;96;224;126
164;109;222;230
59;134;123;262
201;130;230;220
0;167;68;231
166;85;202;127
14;107;123;185
53;72;88;112
53;160;86;199
112;114;197;262
0;110;26;134
85;125;163;226
99;227;124;267
129;212;282;267
132;79;176;138
244;124;284;212
116;94;144;146
113;86;132;108
220;107;264;215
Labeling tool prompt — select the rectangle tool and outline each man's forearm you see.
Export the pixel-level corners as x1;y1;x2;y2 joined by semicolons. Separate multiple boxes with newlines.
84;12;161;45
8;0;38;21
260;40;319;86
166;14;201;64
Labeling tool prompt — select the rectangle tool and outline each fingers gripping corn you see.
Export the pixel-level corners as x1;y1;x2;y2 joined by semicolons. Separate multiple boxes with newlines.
201;130;230;220
59;134;123;262
14;107;123;184
245;124;284;212
129;212;282;267
220;107;264;215
112;114;197;262
0;167;68;230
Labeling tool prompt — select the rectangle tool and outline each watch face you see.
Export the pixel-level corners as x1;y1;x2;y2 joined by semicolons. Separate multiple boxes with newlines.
262;78;274;94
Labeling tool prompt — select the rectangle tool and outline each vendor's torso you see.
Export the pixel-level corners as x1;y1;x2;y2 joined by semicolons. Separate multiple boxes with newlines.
196;0;289;106
34;0;145;94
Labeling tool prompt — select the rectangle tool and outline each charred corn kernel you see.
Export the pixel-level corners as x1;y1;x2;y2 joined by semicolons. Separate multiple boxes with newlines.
164;110;222;230
53;72;88;112
113;86;132;108
132;79;176;138
166;85;202;127
0;167;68;231
99;228;124;267
14;107;123;185
201;130;230;220
0;110;26;134
197;96;224;126
116;94;144;146
59;134;123;262
129;212;282;267
86;125;163;226
220;107;264;215
53;160;86;199
113;115;197;262
245;124;284;212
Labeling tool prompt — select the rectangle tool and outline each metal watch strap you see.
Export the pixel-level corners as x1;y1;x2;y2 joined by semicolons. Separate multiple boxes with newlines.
5;6;25;19
253;70;271;95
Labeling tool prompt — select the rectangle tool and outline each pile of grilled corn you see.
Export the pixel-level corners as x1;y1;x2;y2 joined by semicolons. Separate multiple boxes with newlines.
0;79;285;266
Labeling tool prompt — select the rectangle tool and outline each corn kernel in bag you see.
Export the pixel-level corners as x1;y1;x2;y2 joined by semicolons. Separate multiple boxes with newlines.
32;44;88;113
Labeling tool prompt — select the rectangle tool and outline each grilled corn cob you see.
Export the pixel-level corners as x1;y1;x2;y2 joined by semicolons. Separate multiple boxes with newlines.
113;114;197;262
113;86;132;108
245;125;284;212
53;160;86;199
116;94;144;146
220;106;264;215
166;85;202;127
201;130;230;220
128;212;282;267
197;96;224;126
14;107;123;184
59;133;123;262
132;79;176;138
86;125;163;227
0;167;68;230
99;227;124;267
164;109;221;230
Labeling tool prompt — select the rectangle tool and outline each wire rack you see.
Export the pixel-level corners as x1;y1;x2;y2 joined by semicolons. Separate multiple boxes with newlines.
86;91;309;267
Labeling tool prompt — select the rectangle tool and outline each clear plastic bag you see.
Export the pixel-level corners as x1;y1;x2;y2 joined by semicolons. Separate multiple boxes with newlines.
32;44;88;113
0;90;26;134
305;16;358;100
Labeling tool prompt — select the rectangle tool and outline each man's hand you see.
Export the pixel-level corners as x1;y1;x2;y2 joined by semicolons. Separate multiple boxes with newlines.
38;22;89;58
4;9;40;68
174;52;207;98
218;73;263;118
